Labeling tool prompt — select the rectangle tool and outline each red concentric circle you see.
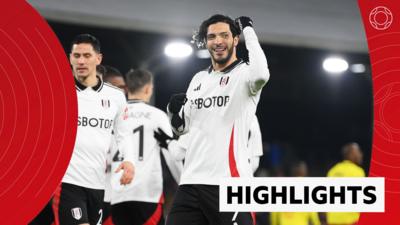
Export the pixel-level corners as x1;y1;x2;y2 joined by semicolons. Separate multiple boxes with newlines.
0;1;77;224
358;0;400;224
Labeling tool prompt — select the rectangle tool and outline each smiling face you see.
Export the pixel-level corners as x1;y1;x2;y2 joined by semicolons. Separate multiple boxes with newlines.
206;22;239;69
69;43;102;80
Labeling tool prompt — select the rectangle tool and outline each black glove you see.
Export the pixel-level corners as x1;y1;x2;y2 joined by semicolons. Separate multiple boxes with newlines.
154;128;173;149
235;16;253;32
168;93;187;114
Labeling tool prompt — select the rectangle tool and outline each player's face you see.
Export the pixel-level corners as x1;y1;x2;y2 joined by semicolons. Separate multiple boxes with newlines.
353;147;363;165
105;76;127;94
70;43;102;79
206;22;239;65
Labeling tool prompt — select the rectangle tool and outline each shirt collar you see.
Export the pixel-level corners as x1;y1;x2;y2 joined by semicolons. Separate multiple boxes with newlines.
208;59;243;74
127;99;146;104
75;76;103;92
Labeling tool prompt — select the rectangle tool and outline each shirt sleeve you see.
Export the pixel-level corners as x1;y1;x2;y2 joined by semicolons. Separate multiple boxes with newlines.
243;26;270;95
158;110;174;137
168;134;189;161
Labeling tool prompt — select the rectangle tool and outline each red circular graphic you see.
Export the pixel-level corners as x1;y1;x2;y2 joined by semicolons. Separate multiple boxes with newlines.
369;6;393;30
359;0;400;224
0;1;77;224
381;93;400;132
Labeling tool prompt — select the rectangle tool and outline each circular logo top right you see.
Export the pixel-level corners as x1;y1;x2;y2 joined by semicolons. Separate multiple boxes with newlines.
369;6;393;30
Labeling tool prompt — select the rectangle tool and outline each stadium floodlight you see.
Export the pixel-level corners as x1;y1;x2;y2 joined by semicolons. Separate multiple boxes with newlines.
350;64;366;74
196;49;211;59
164;42;193;58
322;57;349;74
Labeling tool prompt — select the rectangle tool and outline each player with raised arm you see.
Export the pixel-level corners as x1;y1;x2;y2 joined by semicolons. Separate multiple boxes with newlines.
166;14;270;225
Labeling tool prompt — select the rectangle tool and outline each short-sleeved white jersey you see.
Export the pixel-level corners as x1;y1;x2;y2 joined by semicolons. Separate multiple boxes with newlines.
62;77;130;190
171;27;270;185
110;100;182;204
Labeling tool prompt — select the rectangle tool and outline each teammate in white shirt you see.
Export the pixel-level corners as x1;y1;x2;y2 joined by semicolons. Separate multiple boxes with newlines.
110;69;183;225
54;34;134;225
166;15;270;225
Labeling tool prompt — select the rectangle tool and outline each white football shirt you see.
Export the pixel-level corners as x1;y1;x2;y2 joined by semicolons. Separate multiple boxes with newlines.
169;27;270;185
168;115;264;175
62;77;132;190
111;100;183;204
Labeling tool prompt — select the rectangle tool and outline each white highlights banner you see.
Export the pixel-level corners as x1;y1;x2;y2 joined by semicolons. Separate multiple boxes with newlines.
219;177;384;212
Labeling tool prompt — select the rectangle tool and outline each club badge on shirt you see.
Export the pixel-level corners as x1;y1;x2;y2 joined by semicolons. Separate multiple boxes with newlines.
194;83;201;91
101;99;110;109
220;76;230;86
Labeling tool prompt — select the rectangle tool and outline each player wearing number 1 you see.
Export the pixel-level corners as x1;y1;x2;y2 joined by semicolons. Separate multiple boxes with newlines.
110;69;183;225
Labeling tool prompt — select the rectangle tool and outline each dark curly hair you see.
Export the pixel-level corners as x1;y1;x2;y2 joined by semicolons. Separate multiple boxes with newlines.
192;14;240;49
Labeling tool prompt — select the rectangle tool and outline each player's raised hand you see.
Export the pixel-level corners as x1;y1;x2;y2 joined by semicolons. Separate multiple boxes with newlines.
168;93;187;113
154;128;173;149
115;161;135;185
235;16;253;32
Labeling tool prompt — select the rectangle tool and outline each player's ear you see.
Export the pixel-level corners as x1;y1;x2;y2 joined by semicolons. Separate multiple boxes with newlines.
144;83;151;94
96;53;103;65
233;35;239;47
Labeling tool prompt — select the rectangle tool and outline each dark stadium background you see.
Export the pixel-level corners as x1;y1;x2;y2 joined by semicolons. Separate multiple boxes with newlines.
49;21;372;177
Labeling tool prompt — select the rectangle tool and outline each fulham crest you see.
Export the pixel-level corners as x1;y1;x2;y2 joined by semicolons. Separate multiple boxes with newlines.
220;76;230;86
71;207;82;220
101;99;110;109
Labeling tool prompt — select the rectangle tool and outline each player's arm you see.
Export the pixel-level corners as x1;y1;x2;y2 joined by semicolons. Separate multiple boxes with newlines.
161;148;183;183
249;116;263;173
168;135;188;161
113;101;135;185
167;93;189;135
155;113;184;183
167;74;199;135
167;72;201;135
236;17;270;95
154;128;187;161
251;156;260;173
105;134;116;173
154;111;188;161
